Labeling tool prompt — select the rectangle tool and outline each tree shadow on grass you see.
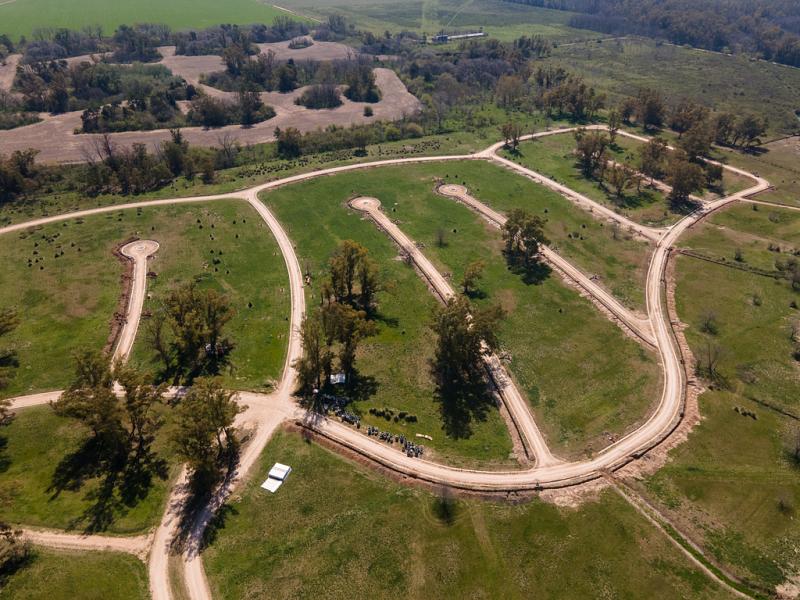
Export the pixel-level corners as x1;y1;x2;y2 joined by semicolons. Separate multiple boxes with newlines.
433;372;495;441
507;259;551;286
0;433;9;475
48;437;168;533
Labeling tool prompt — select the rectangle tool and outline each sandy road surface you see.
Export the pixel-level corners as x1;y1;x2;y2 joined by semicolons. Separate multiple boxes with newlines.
0;53;20;92
437;183;655;345
22;528;151;560
114;240;159;363
350;196;558;466
0;126;769;599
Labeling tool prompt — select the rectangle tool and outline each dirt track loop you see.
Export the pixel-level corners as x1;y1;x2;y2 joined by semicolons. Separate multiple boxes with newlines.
350;196;557;466
1;125;770;600
115;240;159;362
436;183;655;345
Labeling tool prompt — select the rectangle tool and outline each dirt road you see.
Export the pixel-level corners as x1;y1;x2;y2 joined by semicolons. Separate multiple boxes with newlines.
22;528;151;560
437;183;655;345
350;196;558;466
0;125;769;600
114;240;159;363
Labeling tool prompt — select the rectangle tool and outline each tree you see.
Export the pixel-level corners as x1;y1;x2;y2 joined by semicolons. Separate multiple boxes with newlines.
573;129;609;178
607;108;622;143
52;350;126;453
638;137;668;182
275;126;302;159
0;522;32;579
494;74;524;108
666;152;705;209
149;283;235;383
605;163;633;199
430;296;503;389
502;209;548;278
171;377;243;486
634;88;666;131
461;260;485;296
732;114;767;148
320;302;377;381
114;361;168;456
679;120;714;161
293;311;329;397
669;99;708;137
714;112;737;145
328;240;380;312
0;308;19;422
500;121;523;150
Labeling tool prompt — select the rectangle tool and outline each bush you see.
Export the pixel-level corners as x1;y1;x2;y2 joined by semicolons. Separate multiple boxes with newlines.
295;84;342;109
404;122;424;138
364;105;373;117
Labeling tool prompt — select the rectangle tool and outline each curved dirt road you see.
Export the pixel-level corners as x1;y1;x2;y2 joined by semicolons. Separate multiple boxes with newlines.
350;196;557;466
114;240;159;363
0;125;769;600
437;183;655;345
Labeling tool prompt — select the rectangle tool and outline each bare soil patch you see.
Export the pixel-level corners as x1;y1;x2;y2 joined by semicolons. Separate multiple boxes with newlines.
0;68;420;163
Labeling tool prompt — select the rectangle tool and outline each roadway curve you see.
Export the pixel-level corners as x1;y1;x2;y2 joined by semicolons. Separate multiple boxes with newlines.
350;196;557;466
0;126;770;600
436;183;655;345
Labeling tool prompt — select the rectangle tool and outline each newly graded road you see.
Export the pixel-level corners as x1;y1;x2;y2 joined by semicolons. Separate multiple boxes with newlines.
1;126;769;600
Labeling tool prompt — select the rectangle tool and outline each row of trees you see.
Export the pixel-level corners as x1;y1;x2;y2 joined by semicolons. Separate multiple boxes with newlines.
295;241;380;398
617;89;767;149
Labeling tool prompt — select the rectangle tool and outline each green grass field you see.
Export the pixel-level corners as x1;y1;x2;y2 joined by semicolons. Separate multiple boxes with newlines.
0;200;289;398
676;207;800;416
0;406;177;533
202;429;733;600
634;218;800;590
506;133;679;227
280;0;597;43
0;0;285;40
546;38;800;136
717;139;800;209
262;176;515;468
324;161;660;456
1;547;148;600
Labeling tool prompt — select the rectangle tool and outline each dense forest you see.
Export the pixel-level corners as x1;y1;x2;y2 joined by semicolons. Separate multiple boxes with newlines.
502;0;800;67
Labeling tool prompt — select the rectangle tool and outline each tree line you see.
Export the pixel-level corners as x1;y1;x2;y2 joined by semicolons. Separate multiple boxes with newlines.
501;0;800;68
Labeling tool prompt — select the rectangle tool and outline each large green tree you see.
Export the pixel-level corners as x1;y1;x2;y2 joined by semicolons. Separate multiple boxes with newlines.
148;283;235;383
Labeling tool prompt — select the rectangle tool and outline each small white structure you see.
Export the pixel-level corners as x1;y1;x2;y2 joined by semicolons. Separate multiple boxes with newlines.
330;372;346;385
260;463;292;493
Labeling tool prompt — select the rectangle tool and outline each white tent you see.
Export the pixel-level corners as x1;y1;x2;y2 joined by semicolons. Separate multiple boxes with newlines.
260;463;292;493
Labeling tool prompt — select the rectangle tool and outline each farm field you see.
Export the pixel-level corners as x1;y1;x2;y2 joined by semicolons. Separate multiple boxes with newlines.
0;200;289;398
634;213;800;590
262;176;516;468
545;38;800;136
328;161;660;456
202;429;733;600
0;547;148;599
0;405;178;533
279;0;598;42
675;206;800;416
0;0;285;39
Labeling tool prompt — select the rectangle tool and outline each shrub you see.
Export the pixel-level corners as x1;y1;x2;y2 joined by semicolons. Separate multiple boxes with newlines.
364;105;373;117
295;84;342;109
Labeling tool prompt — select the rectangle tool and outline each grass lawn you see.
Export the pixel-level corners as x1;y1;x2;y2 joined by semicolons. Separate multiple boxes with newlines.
262;176;515;468
0;200;289;398
341;162;660;457
680;202;800;272
546;38;800;136
202;429;733;600
675;209;800;416
1;547;148;600
0;406;177;533
717;138;800;209
454;159;653;310
635;228;800;590
506;133;679;227
0;0;285;40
